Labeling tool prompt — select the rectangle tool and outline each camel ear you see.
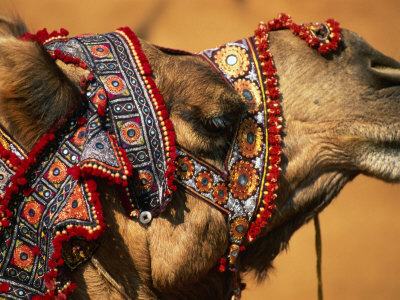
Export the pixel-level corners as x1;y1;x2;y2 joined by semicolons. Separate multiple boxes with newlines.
0;16;27;37
0;36;83;149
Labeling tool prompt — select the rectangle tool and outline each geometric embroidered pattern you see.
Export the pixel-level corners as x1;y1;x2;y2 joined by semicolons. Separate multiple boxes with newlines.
175;14;341;272
0;27;177;299
0;13;341;299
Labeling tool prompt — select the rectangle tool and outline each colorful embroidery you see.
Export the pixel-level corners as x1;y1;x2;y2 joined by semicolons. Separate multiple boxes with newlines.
121;121;141;145
137;170;153;192
104;75;126;95
47;159;68;183
237;118;263;158
0;14;341;299
233;79;262;114
0;27;177;299
212;183;228;205
229;161;259;200
175;13;341;274
13;244;34;269
90;45;110;58
214;46;250;78
195;171;214;193
22;201;42;225
176;156;194;180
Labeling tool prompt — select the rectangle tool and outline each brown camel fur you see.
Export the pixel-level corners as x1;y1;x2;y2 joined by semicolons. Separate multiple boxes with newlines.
0;17;399;299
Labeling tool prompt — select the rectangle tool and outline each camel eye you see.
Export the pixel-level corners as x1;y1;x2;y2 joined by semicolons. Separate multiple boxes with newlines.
205;115;231;132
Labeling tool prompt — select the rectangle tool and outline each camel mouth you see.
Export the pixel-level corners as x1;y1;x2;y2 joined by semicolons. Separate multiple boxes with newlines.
356;138;400;182
340;123;400;181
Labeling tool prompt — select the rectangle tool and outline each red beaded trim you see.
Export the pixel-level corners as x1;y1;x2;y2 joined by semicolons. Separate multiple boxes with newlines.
116;27;178;199
0;127;74;298
0;132;56;234
42;178;104;299
20;28;88;70
69;134;133;187
257;13;342;55
247;13;341;242
49;49;88;70
0;142;20;231
20;28;69;44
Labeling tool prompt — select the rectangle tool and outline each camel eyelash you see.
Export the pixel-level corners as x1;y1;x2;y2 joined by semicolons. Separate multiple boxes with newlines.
204;115;233;132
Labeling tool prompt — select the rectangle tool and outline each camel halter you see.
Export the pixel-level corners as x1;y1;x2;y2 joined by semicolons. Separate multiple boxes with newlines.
0;13;341;299
0;27;178;299
176;14;342;277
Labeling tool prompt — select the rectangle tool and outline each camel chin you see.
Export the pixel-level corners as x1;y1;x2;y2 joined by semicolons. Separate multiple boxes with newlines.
356;142;400;182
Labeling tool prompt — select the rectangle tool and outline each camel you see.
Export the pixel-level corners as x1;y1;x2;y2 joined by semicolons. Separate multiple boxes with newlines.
0;13;398;300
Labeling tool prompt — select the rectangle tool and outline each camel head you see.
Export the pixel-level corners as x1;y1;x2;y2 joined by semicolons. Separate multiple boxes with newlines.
145;16;400;289
237;24;400;278
0;14;398;300
140;15;400;293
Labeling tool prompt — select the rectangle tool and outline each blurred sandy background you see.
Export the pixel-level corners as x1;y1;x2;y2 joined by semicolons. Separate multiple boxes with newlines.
1;0;399;299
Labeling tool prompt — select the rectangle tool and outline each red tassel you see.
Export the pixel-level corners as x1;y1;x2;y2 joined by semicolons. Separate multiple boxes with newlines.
68;166;81;180
218;257;227;272
117;27;177;196
0;219;9;227
0;283;10;293
97;105;106;116
32;246;41;256
16;177;27;186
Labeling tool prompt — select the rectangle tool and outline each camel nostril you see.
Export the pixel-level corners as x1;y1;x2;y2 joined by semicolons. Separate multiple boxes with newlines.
369;56;400;88
371;67;400;87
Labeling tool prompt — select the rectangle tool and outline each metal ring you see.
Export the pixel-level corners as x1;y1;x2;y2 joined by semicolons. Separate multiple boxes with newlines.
139;211;152;224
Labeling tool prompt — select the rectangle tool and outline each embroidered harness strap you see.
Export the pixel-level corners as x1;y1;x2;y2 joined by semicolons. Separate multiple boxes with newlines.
0;28;177;299
0;13;341;300
176;14;342;279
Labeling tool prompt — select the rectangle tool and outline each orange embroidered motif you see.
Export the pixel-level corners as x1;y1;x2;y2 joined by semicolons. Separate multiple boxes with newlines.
234;79;262;113
105;75;125;95
195;171;214;193
229;161;259;200
214;46;250;78
121;122;141;145
137;171;153;191
73;126;87;147
90;45;110;58
55;183;90;224
13;245;34;269
237;118;263;158
212;183;229;204
23;201;42;225
47;160;68;184
176;156;194;180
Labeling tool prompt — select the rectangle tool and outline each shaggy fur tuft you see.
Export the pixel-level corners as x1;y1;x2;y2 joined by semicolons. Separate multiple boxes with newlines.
0;21;83;149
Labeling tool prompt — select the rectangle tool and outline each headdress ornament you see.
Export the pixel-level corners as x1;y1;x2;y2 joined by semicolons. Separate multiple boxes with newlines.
0;27;177;298
175;13;342;274
0;13;341;299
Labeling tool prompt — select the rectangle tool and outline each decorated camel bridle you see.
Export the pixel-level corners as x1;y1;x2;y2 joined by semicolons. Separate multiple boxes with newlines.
0;14;341;299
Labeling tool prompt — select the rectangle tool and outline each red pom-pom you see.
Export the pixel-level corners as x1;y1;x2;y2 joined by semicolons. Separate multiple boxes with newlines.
16;177;27;186
23;187;34;197
0;282;10;293
218;257;227;272
1;219;10;227
48;259;56;269
32;246;41;256
68;166;81;180
77;117;87;126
